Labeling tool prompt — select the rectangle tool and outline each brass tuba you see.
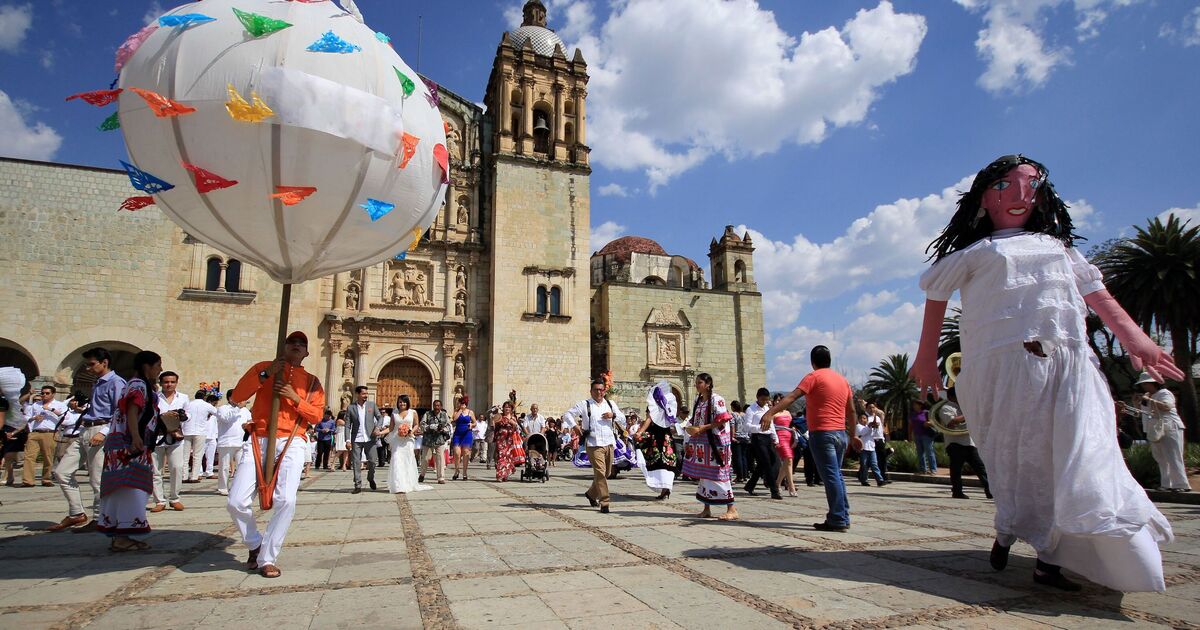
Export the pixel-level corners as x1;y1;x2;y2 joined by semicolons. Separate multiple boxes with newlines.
928;352;970;436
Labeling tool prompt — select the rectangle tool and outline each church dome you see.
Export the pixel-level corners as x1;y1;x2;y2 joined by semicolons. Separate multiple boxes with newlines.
597;236;668;262
508;25;566;57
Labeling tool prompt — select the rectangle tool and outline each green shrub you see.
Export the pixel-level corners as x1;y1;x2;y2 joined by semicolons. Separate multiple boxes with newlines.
1122;443;1200;489
887;441;918;473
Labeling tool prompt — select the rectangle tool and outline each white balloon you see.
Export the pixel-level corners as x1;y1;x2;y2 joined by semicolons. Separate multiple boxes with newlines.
118;0;447;284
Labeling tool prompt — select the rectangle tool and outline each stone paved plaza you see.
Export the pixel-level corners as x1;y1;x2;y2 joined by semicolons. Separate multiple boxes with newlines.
1;464;1198;629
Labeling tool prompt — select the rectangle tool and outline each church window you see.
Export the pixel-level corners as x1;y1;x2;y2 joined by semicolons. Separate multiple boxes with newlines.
564;122;575;147
205;257;222;291
225;259;243;293
536;286;548;315
549;286;562;315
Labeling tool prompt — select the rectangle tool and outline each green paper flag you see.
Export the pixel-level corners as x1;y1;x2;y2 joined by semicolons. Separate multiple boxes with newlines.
393;67;415;97
232;7;292;37
99;111;120;131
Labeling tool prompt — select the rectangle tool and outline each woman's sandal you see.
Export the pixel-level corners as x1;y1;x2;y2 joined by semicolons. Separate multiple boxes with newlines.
110;538;151;552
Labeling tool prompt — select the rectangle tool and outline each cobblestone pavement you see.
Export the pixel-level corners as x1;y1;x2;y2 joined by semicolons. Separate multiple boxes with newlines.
1;463;1199;629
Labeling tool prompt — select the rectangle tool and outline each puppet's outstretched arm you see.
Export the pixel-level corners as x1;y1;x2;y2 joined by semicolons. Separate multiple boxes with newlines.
910;298;949;393
1084;290;1184;382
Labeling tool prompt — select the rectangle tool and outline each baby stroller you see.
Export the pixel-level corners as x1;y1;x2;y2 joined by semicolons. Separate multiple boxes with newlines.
520;433;550;482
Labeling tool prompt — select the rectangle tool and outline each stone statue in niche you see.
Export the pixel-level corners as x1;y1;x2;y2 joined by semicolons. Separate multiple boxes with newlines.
454;292;466;317
454;354;465;381
339;383;352;410
456;266;467;290
389;272;407;305
411;269;429;306
446;124;461;161
344;283;360;310
342;352;355;380
457;205;468;225
734;263;745;283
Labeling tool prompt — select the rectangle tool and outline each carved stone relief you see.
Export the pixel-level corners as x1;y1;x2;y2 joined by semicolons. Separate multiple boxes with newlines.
381;260;436;308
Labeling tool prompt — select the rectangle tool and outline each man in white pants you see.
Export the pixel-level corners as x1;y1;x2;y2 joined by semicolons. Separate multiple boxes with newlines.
227;331;325;579
182;392;219;483
214;390;248;496
152;372;188;512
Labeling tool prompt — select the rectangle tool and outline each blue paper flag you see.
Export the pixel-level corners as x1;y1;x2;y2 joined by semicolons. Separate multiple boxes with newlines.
393;251;408;261
360;198;394;222
159;13;216;28
375;31;390;44
307;31;361;53
120;160;175;194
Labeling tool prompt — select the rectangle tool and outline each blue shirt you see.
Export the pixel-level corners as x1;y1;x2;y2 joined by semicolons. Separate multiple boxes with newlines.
81;370;128;434
316;418;336;442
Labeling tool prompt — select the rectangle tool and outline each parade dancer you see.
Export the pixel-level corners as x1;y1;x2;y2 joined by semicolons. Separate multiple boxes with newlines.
226;331;325;579
911;155;1180;592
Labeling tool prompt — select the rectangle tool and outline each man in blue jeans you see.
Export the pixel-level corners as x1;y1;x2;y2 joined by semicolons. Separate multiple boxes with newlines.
761;346;859;532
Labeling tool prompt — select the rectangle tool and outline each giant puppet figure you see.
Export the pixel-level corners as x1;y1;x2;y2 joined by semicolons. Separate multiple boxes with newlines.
910;155;1182;593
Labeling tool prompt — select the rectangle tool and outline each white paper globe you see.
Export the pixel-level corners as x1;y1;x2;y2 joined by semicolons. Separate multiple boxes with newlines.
118;0;447;284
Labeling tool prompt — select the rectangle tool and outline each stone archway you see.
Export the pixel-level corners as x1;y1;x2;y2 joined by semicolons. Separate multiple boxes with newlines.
58;342;141;396
376;358;433;411
0;338;39;382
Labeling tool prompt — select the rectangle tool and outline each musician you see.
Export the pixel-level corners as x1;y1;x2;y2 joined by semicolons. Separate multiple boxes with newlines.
936;387;991;500
226;331;325;578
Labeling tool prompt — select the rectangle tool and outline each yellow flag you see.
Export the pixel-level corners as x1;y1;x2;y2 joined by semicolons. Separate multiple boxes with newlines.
225;84;274;123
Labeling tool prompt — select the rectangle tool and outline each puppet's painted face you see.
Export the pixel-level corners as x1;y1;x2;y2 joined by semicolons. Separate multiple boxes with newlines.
982;163;1042;230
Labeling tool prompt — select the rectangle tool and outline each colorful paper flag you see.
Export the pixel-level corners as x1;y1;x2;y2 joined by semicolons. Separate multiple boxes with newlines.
98;112;121;131
422;78;440;108
120;160;175;194
360;198;395;222
407;226;421;251
115;24;158;73
130;87;196;118
271;186;317;206
65;89;122;106
183;162;239;193
375;31;390;44
306;31;360;53
158;13;216;28
434;144;449;184
393;67;415;97
225;84;274;122
119;196;155;211
232;7;292;37
398;133;419;169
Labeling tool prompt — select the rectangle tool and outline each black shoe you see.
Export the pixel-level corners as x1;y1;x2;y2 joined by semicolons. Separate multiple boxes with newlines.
812;521;849;532
600;505;609;514
861;482;871;486
985;492;994;499
369;479;377;491
351;487;361;495
990;540;1010;571
1033;571;1082;591
952;493;970;499
418;474;425;483
770;493;783;500
453;473;459;481
878;480;891;486
583;493;598;507
742;484;756;496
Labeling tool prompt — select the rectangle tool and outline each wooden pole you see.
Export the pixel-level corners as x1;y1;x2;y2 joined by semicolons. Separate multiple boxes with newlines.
263;283;292;486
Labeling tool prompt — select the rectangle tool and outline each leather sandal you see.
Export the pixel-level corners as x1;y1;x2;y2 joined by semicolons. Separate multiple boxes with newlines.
258;563;281;578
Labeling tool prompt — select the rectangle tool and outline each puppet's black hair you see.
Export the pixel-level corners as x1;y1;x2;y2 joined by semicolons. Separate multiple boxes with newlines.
926;155;1080;262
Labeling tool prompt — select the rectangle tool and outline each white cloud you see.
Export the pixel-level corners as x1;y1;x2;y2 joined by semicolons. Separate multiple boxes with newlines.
39;49;52;68
850;289;898;314
527;0;926;189
0;3;32;53
597;183;629;198
956;0;1138;93
1157;203;1200;227
0;89;62;160
142;1;162;26
590;220;626;253
1159;7;1200;47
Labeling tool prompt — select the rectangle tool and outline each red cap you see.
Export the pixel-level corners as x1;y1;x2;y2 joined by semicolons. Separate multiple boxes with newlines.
285;331;308;345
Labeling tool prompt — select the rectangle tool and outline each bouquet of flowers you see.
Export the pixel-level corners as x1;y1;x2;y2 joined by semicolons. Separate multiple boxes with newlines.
396;422;412;438
198;381;222;401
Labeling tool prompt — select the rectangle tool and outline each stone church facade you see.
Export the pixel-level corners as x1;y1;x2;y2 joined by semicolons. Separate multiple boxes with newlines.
0;1;763;415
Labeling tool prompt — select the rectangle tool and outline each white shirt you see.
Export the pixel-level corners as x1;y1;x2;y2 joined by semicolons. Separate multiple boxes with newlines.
216;404;246;448
563;397;620;448
473;419;488;440
938;401;975;447
743;402;775;436
59;409;82;436
157;391;189;414
856;424;876;451
181;399;218;437
354;403;370;443
523;414;546;435
27;399;67;431
1141;389;1185;440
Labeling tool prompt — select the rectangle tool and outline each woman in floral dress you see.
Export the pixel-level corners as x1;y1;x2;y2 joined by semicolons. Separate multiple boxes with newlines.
493;401;525;481
683;373;738;521
98;350;172;551
632;382;678;500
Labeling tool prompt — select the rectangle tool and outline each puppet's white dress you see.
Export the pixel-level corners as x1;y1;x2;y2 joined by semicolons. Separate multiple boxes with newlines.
921;229;1172;592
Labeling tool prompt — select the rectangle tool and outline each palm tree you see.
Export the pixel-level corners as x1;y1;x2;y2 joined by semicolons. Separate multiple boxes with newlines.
1095;214;1200;439
937;307;962;377
863;354;919;439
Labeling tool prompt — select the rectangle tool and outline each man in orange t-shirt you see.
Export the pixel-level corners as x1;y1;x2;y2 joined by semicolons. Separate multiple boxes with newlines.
761;345;859;532
226;331;325;579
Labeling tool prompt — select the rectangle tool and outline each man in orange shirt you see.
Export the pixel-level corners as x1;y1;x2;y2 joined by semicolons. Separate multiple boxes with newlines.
225;331;325;578
761;346;860;532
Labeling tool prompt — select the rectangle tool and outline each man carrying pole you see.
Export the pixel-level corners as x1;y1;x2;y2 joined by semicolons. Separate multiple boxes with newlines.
226;330;325;578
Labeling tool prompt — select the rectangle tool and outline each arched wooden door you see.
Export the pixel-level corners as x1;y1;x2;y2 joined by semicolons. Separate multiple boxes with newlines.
376;358;432;410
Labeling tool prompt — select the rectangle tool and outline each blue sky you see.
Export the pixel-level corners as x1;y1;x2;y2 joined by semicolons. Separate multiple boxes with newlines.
1;0;1198;388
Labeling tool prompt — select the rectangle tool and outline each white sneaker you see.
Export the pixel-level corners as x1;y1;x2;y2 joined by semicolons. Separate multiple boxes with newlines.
218;489;228;496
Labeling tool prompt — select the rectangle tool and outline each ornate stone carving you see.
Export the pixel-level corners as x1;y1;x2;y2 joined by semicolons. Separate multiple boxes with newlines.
454;354;465;380
454;291;467;317
358;340;371;354
446;124;462;162
342;351;355;381
344;283;360;310
385;260;435;307
656;336;680;365
456;266;467;290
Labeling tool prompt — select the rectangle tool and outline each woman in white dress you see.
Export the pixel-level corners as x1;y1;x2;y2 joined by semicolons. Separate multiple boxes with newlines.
911;155;1182;593
385;395;430;494
631;382;678;500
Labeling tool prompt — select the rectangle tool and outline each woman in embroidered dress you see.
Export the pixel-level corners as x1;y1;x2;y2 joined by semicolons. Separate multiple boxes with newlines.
493;401;526;481
683;373;738;521
632;382;678;500
911;154;1181;592
385;395;430;494
98;350;172;552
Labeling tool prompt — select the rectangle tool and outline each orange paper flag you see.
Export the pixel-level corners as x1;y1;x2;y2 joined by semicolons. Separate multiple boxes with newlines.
130;87;196;117
398;132;419;169
271;186;317;206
